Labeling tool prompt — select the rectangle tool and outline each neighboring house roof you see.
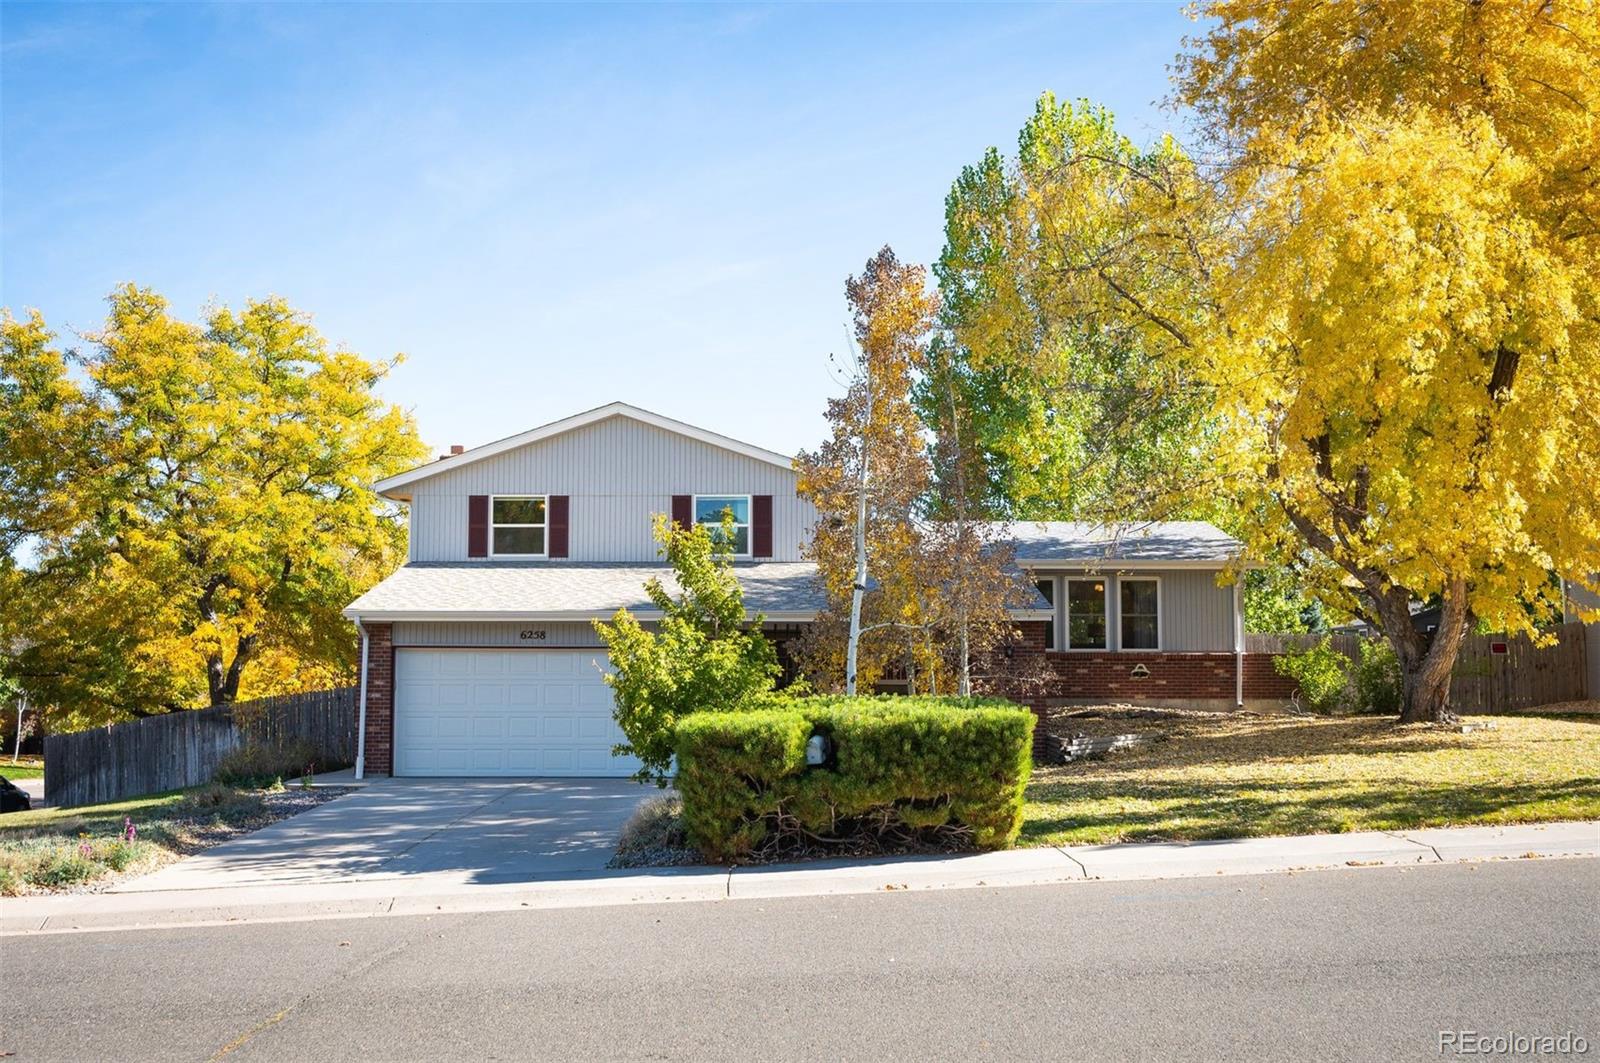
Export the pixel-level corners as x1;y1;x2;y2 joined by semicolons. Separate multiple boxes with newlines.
344;562;829;622
374;401;796;499
344;561;1055;622
994;521;1243;567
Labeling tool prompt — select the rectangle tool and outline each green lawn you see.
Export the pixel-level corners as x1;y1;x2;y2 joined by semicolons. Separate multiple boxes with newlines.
0;781;335;895
0;756;44;780
1024;712;1600;846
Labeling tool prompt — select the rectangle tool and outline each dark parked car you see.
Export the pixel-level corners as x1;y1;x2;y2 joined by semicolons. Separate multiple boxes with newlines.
0;776;32;813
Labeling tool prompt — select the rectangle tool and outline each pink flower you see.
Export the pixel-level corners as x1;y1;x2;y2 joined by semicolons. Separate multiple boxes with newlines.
123;817;136;842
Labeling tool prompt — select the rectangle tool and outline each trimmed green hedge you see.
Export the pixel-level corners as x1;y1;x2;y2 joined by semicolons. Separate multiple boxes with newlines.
673;696;1034;862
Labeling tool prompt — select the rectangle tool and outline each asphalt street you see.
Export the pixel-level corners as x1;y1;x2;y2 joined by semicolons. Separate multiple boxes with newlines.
3;859;1595;1062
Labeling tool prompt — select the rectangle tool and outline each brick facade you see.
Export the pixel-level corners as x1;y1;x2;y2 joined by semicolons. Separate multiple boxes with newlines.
1007;621;1054;761
1043;651;1238;700
360;622;395;776
1242;652;1298;699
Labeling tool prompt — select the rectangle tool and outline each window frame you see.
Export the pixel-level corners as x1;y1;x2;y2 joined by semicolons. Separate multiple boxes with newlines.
1034;575;1058;651
1117;575;1163;652
691;493;753;558
1063;576;1112;652
488;493;549;558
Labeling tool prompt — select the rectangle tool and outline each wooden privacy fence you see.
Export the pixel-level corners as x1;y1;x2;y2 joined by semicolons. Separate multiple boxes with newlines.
1246;624;1588;712
1449;622;1588;714
1246;632;1365;659
44;687;358;809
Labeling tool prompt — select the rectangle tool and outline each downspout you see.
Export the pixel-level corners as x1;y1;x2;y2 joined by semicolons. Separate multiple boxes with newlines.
1233;580;1245;708
354;620;370;780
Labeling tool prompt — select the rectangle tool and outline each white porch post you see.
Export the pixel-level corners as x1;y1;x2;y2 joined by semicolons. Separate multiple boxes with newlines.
354;620;370;780
1233;580;1245;708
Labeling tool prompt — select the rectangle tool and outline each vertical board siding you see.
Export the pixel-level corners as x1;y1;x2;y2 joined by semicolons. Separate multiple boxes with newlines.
408;416;817;563
392;621;606;647
1150;570;1235;652
43;688;358;809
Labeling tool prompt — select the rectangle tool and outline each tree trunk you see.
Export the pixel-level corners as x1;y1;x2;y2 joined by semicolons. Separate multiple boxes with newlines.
1378;578;1471;724
207;633;258;705
845;370;874;696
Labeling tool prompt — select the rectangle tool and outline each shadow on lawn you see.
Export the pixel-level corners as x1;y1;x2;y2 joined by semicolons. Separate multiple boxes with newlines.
1038;715;1493;775
1021;775;1600;844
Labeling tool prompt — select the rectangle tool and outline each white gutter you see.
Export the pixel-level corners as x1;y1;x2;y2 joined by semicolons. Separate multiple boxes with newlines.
354;620;370;780
339;608;822;623
1232;580;1245;708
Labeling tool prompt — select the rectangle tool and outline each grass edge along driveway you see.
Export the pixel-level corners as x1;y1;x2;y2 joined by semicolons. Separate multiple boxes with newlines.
0;781;346;895
1023;711;1600;847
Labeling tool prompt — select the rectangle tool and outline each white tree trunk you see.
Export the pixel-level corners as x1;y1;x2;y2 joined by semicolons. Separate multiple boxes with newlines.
845;371;874;696
845;439;870;696
12;696;25;764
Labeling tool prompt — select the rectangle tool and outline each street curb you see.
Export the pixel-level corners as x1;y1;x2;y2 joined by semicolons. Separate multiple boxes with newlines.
3;821;1595;937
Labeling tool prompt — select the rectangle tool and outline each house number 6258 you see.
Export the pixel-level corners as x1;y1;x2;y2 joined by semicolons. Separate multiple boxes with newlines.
519;629;547;641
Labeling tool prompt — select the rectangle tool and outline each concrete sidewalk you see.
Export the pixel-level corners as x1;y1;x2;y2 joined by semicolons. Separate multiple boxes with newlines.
3;820;1594;936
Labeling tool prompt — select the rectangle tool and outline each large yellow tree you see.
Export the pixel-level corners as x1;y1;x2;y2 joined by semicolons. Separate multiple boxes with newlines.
940;1;1600;721
1;287;426;724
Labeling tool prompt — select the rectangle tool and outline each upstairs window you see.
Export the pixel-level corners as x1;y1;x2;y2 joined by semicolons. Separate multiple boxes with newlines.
1066;578;1109;650
1120;578;1160;650
491;495;546;556
693;495;750;556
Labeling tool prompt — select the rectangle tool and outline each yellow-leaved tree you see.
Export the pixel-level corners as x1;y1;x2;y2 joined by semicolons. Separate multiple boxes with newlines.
936;0;1600;721
1;286;427;726
796;248;941;693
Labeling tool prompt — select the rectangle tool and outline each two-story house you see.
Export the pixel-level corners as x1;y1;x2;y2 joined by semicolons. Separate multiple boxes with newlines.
344;401;1260;778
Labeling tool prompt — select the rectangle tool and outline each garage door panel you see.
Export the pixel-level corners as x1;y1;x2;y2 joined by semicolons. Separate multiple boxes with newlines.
394;649;638;778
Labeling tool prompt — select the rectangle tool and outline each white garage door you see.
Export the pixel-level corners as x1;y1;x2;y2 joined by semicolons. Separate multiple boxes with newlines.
393;649;640;777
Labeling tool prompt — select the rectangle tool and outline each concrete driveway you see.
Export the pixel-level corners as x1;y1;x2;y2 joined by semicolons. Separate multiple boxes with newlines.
114;778;657;894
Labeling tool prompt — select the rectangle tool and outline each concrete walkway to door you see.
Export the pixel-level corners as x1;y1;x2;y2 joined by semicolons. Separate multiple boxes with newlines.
113;778;657;894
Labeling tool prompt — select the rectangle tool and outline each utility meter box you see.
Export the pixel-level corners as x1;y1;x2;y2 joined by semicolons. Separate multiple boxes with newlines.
805;733;830;766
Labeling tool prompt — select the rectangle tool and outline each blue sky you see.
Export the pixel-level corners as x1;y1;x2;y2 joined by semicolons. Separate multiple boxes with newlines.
2;2;1193;458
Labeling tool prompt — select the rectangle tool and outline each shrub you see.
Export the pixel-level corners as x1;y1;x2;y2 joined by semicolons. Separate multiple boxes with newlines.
214;738;324;788
673;696;1034;862
594;514;781;784
1353;639;1403;715
610;795;700;868
1273;639;1351;714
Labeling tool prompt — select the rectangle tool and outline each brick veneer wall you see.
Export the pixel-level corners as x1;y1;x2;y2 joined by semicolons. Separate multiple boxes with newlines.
1242;652;1298;699
1043;651;1238;700
1005;621;1303;760
361;622;395;776
1007;621;1054;760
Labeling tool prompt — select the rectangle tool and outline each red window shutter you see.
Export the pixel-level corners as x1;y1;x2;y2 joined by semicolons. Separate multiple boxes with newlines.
752;495;773;558
671;495;692;530
468;495;489;558
548;495;569;558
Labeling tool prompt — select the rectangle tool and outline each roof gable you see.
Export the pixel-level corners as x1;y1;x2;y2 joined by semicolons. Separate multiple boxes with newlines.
375;401;795;498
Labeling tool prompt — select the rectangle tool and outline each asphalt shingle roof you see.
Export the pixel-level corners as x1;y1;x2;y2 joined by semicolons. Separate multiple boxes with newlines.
344;562;828;620
992;521;1243;565
343;523;1230;620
